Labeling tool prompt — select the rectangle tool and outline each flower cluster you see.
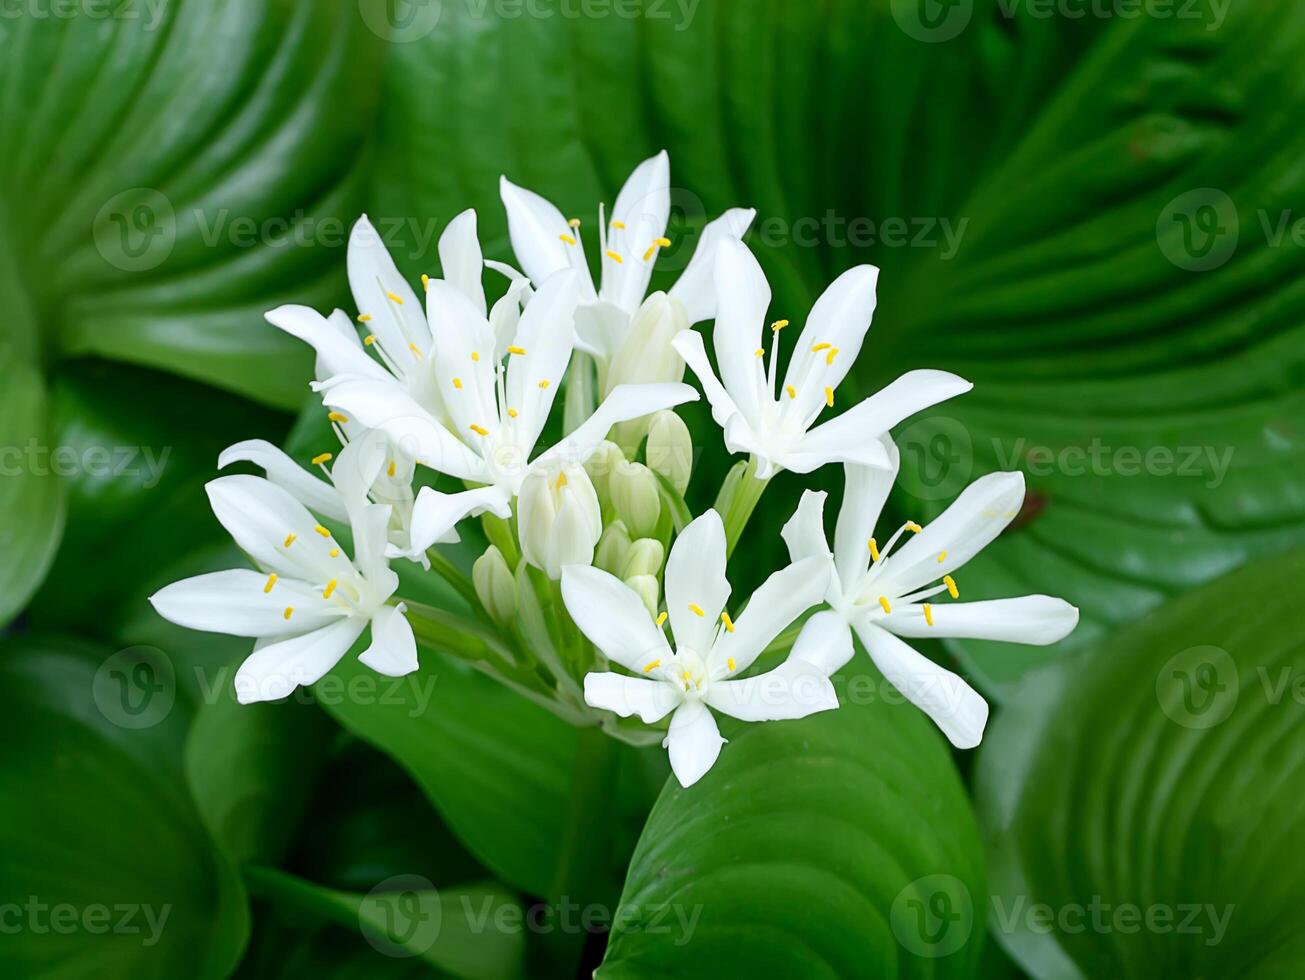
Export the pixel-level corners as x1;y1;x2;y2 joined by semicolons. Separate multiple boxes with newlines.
151;152;1079;787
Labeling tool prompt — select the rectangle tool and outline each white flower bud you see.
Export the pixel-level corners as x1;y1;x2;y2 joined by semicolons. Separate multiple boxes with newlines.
517;463;602;580
645;410;693;495
607;293;690;449
595;520;632;576
472;545;517;626
584;440;625;514
610;461;661;539
622;538;665;579
624;573;661;618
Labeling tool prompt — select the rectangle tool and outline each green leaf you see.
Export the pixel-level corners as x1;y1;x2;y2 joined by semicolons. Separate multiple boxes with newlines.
599;668;987;978
0;0;385;407
244;866;524;980
0;634;249;979
0;353;64;626
975;549;1305;979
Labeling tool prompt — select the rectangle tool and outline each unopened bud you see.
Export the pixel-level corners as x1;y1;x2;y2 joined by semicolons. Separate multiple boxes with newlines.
645;410;693;495
610;460;661;538
624;574;661;618
518;463;602;580
584;440;625;514
473;545;517;626
595;520;633;576
622;538;665;579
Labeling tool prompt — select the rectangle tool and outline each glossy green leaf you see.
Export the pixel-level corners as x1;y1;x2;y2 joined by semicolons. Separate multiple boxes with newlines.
599;668;987;978
975;549;1305;979
0;635;249;978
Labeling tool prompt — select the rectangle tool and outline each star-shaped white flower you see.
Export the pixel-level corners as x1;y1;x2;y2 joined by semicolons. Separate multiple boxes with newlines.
562;510;843;787
782;437;1080;747
500;150;755;391
148;443;480;703
673;239;973;479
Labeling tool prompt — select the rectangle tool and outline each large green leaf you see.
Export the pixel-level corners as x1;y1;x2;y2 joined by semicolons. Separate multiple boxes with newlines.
0;635;249;978
975;549;1305;979
599;668;987;979
0;0;385;407
366;0;1305;699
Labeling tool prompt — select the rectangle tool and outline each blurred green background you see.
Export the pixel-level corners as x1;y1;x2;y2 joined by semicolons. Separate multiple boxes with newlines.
1;0;1303;977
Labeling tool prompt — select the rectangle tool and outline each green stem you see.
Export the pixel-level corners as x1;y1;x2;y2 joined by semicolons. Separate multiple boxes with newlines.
481;510;520;569
425;547;480;611
400;597;516;672
721;455;772;557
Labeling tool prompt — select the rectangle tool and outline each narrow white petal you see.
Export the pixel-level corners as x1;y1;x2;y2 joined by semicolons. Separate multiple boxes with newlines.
234;617;368;705
219;439;347;523
785;264;879;403
712;239;769;422
573;301;629;362
534;382;697;471
548;481;602;579
407;485;512;556
884;595;1079;645
584;671;681;724
560;565;671;672
150;570;340;637
711;556;829;675
668;207;756;324
854;621;989;749
352;502;398;592
347;215;430;355
664;510;731;656
780;489;831;566
438;209;487;317
425;278;499;434
506;269;581;454
500;176;597;300
264;305;389;384
205;475;343;581
832;449;898;590
663;700;726;787
603;150;671;313
789;609;855;675
358;604;419;677
706;657;839;722
489;275;531;357
671;329;743;431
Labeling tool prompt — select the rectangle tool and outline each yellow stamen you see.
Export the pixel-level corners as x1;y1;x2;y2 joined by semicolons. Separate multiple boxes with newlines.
681;670;692;684
688;603;705;617
507;408;519;418
905;521;923;533
329;548;340;558
284;533;297;547
605;250;624;264
727;657;737;672
421;274;430;290
507;345;527;355
469;424;489;436
944;575;959;599
655;611;668;627
824;386;834;407
879;596;892;614
387;460;396;478
283;607;294;621
568;218;581;229
771;319;789;332
323;579;338;599
868;538;880;562
923;603;934;626
452;377;463;390
471;351;480;362
721;611;736;633
811;342;832;353
612;220;626;229
363;334;377;346
937;550;947;563
786;384;797;399
315;524;331;538
357;314;372;323
538;379;550;389
387;291;404;304
643;660;661;673
643;237;672;261
327;411;349;423
755;348;765;358
409;342;424;360
311;452;332;465
825;347;840;365
559;233;577;245
555;470;568;490
263;574;277;594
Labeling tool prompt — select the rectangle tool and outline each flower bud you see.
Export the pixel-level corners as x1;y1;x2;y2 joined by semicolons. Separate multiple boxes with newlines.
624;574;661;618
622;538;665;579
517;463;602;580
595;520;632;576
645;410;693;496
607;293;690;449
472;545;517;626
610;461;661;539
584;440;625;515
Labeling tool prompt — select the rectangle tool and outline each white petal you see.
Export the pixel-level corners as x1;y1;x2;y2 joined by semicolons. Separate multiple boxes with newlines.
780;489;831;566
883;595;1079;645
603;150;671;313
785;264;879;402
218;439;347;523
881;471;1025;595
329;436;388;519
560;565;671;672
832;449;898;590
358;604;419;677
671;329;743;431
424;278;499;434
150;569;340;638
205;475;345;582
500;175;597;300
706;657;839;722
264;305;389;384
663;700;725;788
711;556;829;675
584;671;681;724
352;502;398;591
854;621;989;749
711;239;769;424
489;275;531;357
438;209;487;317
789;609;855;675
535;382;697;471
664;510;730;656
548;480;602;579
572;300;629;362
234;617;368;705
668;207;756;324
407;485;512;556
506;269;581;454
347;215;430;355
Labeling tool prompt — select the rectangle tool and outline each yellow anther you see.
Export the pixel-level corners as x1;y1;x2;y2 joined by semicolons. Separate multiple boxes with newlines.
507;408;519;418
923;603;934;626
720;611;735;633
323;579;338;599
452;377;463;390
825;347;840;365
387;291;404;304
469;424;489;436
682;670;692;683
507;345;527;355
409;342;424;360
329;548;340;558
284;533;297;547
944;575;959;599
643;245;657;262
471;351;480;362
363;334;377;346
771;319;789;331
905;521;923;533
868;538;880;562
643;660;661;673
559;233;577;245
263;574;277;594
878;596;892;614
605;250;624;264
538;379;550;389
357;314;372;323
688;603;705;617
568;218;581;228
727;657;737;672
612;220;626;229
824;386;834;407
327;411;349;423
555;470;568;490
811;342;832;353
937;550;947;563
387;460;396;478
643;237;672;261
421;274;430;290
786;385;797;399
315;524;331;538
655;611;668;627
311;452;333;465
283;606;294;621
755;348;765;358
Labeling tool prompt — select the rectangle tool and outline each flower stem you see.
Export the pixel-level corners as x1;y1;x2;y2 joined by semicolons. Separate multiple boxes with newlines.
721;455;771;557
425;547;481;611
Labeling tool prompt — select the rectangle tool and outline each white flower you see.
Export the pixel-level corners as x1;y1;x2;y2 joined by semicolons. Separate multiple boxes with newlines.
781;438;1080;748
500;150;755;392
562;510;841;787
147;461;454;704
517;463;603;580
673;239;974;479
